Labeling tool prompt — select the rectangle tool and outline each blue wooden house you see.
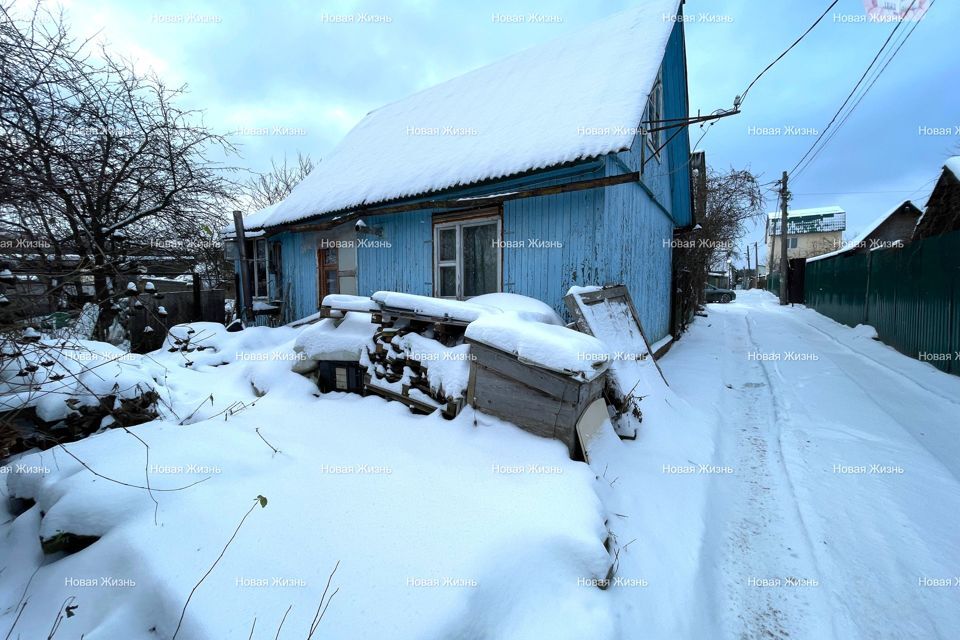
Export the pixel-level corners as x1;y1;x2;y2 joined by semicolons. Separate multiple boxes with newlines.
228;1;695;343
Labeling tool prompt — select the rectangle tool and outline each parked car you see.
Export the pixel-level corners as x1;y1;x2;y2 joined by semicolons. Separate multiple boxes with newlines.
705;283;736;303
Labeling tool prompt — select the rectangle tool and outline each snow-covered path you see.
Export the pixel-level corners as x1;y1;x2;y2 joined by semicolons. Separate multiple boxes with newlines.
663;290;960;639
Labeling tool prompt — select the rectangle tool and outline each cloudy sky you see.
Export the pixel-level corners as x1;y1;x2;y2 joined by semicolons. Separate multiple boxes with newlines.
34;0;959;266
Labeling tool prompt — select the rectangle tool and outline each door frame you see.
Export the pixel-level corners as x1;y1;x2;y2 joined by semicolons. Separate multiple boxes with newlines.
317;247;339;307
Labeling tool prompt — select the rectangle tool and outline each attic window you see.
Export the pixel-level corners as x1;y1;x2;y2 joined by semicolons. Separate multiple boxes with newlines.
645;70;664;156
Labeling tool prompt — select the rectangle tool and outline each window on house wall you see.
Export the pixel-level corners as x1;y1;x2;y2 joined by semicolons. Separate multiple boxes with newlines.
645;70;664;156
248;238;268;298
788;237;798;249
433;215;501;299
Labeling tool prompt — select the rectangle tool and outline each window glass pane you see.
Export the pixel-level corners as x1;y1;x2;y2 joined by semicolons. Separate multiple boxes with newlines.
439;265;457;297
254;240;268;297
462;223;498;297
438;228;456;262
326;270;339;296
323;249;338;266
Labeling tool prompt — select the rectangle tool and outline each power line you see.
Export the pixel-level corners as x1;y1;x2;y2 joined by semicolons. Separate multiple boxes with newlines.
694;0;841;152
791;0;933;181
789;0;922;180
737;0;841;108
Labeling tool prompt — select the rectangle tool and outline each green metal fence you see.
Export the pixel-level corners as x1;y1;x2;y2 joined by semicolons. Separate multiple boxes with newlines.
804;229;960;375
766;271;781;296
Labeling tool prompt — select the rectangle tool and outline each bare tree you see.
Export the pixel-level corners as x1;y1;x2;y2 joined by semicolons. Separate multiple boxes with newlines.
245;152;315;210
673;167;764;331
0;2;237;339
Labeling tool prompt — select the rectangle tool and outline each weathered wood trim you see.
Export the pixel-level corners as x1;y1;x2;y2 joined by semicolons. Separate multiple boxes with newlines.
272;172;641;235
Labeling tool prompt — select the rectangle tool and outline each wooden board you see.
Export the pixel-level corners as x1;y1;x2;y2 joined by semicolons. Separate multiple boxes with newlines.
564;285;668;435
466;340;606;458
575;399;610;464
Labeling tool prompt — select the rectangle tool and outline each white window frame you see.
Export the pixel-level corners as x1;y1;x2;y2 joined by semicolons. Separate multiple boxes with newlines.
433;216;502;299
788;237;798;249
645;69;664;157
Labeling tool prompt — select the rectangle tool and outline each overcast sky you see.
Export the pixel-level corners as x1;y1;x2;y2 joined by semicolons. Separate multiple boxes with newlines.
38;0;960;266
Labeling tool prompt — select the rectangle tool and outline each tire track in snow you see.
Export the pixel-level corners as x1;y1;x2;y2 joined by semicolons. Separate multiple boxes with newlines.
760;308;960;482
707;309;832;640
737;297;960;638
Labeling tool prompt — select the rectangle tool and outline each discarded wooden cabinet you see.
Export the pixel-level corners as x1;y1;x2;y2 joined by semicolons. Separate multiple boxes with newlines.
465;338;607;457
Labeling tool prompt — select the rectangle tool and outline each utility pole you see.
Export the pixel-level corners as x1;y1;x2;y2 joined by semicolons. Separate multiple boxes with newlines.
754;241;759;286
745;244;752;289
233;210;252;322
778;171;790;305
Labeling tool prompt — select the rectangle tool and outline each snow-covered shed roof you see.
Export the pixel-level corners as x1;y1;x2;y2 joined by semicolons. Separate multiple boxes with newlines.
264;1;682;228
807;201;915;263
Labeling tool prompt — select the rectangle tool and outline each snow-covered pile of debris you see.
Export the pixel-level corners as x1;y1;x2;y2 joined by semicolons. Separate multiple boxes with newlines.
293;312;376;364
0;332;167;456
290;292;578;413
1;317;615;639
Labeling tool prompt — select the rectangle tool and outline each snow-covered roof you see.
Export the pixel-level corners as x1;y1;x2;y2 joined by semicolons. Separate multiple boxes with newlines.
222;203;280;238
944;156;960;179
766;206;845;219
263;1;681;228
807;201;914;263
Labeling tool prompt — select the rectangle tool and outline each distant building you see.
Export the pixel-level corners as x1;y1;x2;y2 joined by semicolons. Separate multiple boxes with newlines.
807;201;921;264
766;206;846;271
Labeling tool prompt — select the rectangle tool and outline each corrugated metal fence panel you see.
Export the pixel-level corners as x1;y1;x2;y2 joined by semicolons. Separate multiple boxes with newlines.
805;229;960;375
766;271;780;296
866;249;901;352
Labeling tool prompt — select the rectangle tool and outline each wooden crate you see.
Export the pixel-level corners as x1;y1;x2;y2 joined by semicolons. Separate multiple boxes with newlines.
465;339;606;457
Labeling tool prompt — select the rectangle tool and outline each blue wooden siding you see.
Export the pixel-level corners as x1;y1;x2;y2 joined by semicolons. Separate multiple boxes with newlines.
353;161;607;308
277;230;320;321
242;21;690;339
663;18;693;228
261;156;679;337
357;210;432;297
501;166;605;317
600;159;674;341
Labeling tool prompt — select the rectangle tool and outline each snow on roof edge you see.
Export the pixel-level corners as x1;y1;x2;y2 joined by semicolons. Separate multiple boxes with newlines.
807;200;915;263
266;1;682;229
766;206;845;219
944;156;960;179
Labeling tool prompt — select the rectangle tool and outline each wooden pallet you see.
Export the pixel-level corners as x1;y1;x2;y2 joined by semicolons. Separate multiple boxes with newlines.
363;373;438;415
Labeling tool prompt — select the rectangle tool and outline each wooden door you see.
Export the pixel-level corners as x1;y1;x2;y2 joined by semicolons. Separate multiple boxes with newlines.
318;248;339;306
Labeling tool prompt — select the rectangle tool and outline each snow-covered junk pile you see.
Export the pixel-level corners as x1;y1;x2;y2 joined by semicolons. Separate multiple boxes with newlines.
0;331;165;458
291;285;664;458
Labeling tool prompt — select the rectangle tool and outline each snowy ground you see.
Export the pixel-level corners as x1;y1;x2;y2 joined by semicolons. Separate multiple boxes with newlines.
2;291;959;639
650;290;960;639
